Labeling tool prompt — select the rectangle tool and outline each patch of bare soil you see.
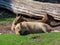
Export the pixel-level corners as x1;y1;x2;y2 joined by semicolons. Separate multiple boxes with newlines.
0;22;14;34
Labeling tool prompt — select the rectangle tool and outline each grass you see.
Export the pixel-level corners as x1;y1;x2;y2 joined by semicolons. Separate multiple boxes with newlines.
0;18;14;24
0;33;60;45
0;18;60;45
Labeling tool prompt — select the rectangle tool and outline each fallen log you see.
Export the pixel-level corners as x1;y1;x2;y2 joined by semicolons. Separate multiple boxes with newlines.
0;0;60;20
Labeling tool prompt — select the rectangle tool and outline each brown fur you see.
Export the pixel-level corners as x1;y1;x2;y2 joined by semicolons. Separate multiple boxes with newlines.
11;15;22;31
14;22;52;35
11;14;48;31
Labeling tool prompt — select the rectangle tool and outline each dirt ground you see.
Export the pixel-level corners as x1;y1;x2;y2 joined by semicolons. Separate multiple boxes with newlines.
0;22;14;34
0;21;60;34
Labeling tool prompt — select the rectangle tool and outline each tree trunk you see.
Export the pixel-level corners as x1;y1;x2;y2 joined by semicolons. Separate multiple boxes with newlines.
0;0;60;20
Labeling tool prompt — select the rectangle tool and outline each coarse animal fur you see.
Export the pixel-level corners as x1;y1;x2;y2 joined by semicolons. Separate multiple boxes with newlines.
14;22;52;35
11;14;48;31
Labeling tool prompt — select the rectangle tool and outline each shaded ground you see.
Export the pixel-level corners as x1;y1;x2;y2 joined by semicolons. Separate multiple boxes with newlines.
51;21;60;31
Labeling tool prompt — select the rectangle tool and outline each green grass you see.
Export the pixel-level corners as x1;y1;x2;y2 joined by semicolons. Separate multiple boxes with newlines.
0;33;60;45
0;18;60;45
0;18;14;24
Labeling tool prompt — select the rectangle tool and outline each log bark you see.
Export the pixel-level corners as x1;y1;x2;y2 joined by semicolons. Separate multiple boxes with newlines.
0;0;60;20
